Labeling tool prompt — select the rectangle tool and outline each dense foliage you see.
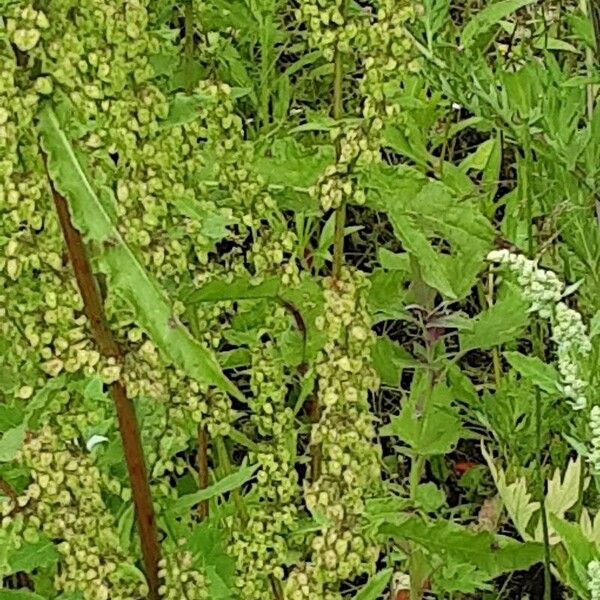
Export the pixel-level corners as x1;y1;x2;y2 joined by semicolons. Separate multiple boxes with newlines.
1;1;600;599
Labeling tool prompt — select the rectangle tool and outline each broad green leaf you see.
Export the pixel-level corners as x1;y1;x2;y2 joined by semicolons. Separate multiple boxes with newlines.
188;521;235;591
0;405;22;433
390;213;456;298
460;289;529;351
377;248;410;272
253;137;334;190
414;482;446;513
482;445;539;539
379;182;494;299
354;568;393;600
219;348;252;369
0;424;25;463
503;352;560;395
172;463;259;512
459;139;497;172
461;0;537;48
371;336;417;387
550;515;598;598
162;93;213;126
380;515;544;579
8;535;59;574
538;457;588;544
186;275;281;303
368;270;409;322
380;380;464;456
38;106;243;401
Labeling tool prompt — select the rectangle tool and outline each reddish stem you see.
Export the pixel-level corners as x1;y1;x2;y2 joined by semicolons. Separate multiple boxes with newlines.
47;174;161;600
197;426;209;520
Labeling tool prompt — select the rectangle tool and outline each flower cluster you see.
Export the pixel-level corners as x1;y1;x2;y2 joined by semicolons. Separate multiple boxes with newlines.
487;249;591;410
588;406;600;473
286;269;381;597
229;307;300;598
2;427;146;600
294;0;357;61
310;126;374;212
158;541;209;600
359;0;419;119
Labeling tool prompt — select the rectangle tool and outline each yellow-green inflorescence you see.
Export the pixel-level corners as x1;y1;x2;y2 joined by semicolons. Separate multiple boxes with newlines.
1;0;247;595
286;269;382;598
2;426;147;600
158;540;209;600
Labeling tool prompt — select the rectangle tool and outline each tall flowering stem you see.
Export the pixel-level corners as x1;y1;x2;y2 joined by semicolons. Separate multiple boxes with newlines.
45;174;160;600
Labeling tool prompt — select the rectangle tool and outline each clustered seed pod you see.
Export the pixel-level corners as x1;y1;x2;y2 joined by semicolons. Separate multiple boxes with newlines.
157;540;209;600
359;1;419;120
286;269;381;597
228;308;302;597
2;427;146;600
310;127;373;212
294;0;350;61
0;2;267;595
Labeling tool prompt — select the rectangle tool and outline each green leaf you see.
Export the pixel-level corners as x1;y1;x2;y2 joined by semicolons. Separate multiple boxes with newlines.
391;213;456;298
460;289;529;351
162;93;214;126
253;137;334;190
0;424;25;463
8;535;59;574
377;248;410;272
188;520;235;593
380;381;464;456
186;275;280;303
503;352;560;394
482;445;539;540
381;515;544;579
549;515;598;598
459;139;497;172
368;270;409;322
0;593;47;600
354;568;393;600
371;336;417;387
590;310;600;338
38;106;243;401
172;463;259;512
461;0;537;48
382;183;494;299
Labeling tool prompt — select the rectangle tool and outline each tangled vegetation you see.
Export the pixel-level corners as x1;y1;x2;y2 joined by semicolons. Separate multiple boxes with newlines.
1;0;600;599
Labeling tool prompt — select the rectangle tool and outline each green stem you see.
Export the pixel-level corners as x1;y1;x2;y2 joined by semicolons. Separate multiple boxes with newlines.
487;269;502;387
184;0;195;94
331;5;346;280
535;387;552;600
524;119;551;597
409;455;425;500
214;436;247;519
521;130;534;258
